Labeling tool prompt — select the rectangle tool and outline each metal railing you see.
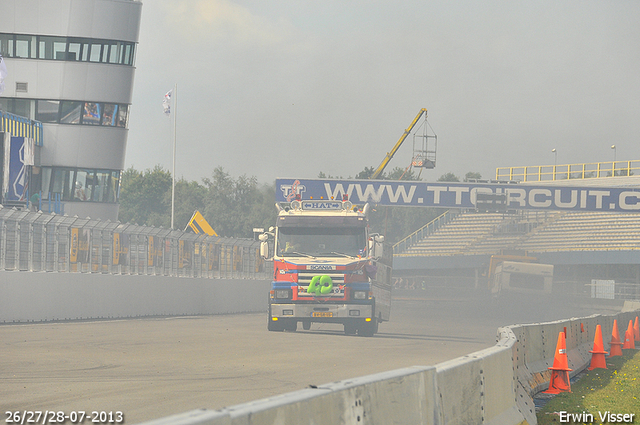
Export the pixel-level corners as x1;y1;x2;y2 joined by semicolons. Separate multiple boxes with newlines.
496;160;640;182
0;206;269;279
0;110;43;146
392;209;459;255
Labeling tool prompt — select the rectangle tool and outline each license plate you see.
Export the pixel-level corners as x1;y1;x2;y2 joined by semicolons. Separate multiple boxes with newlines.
312;312;333;318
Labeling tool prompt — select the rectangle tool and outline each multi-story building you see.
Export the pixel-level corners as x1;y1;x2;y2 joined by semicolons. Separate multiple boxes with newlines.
0;0;142;220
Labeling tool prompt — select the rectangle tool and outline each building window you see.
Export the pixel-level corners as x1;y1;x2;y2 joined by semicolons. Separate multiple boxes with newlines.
9;98;30;118
68;40;82;61
37;36;67;60
3;98;130;128
36;100;60;122
75;169;94;201
89;43;102;62
60;101;82;124
0;32;136;66
37;167;120;203
0;33;14;56
50;168;75;201
15;35;36;58
83;102;101;125
102;104;117;126
116;105;128;128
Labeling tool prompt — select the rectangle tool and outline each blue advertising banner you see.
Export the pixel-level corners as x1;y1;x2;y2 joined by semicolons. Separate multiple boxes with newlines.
6;136;29;201
275;178;640;212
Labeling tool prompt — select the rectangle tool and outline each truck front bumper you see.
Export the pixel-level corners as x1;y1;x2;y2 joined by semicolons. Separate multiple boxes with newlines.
270;303;373;322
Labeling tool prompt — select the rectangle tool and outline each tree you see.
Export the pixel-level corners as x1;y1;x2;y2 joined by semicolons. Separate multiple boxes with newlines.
464;172;482;181
318;171;344;179
437;172;460;182
118;165;172;227
203;167;277;238
354;166;375;180
118;165;277;238
171;178;208;231
247;182;279;235
386;166;419;181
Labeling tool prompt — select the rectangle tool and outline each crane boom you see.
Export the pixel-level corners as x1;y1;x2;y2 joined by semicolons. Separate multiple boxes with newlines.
370;108;427;179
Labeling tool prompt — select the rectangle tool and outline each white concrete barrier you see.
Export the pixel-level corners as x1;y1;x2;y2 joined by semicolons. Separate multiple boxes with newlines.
316;366;438;425
146;367;438;425
435;355;484;424
0;271;270;322
135;308;640;425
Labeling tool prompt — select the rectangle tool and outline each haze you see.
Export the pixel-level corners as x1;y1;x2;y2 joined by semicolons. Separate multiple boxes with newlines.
126;0;640;184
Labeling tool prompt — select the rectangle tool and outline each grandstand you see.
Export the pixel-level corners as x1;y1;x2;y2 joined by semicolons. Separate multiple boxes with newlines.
392;164;640;298
396;209;640;256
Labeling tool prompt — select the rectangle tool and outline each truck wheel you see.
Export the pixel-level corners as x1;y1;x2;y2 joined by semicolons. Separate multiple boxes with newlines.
344;323;357;335
285;321;297;332
302;321;311;330
358;320;378;337
267;317;284;332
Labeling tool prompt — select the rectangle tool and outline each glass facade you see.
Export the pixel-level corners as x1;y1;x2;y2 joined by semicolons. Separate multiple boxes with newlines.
0;0;140;222
0;33;136;66
34;166;120;203
0;98;129;128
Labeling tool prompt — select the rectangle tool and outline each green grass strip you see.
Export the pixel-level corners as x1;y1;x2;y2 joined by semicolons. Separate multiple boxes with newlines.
537;349;640;424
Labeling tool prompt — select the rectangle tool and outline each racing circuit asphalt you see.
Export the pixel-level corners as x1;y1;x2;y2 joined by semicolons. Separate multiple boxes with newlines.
0;289;622;423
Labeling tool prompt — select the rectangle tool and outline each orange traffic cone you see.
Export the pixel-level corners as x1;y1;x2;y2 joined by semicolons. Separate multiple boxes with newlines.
544;331;572;394
609;319;623;357
634;316;639;342
588;324;608;370
622;320;635;350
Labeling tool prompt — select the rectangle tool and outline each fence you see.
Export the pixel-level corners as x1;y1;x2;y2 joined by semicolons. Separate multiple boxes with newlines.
0;110;44;146
0;206;269;279
496;160;640;182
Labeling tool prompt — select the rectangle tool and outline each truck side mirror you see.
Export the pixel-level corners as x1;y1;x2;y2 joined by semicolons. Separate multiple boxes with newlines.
260;240;270;260
368;234;385;260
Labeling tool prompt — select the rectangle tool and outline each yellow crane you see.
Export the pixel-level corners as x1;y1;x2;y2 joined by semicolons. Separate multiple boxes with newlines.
185;211;218;236
370;108;427;180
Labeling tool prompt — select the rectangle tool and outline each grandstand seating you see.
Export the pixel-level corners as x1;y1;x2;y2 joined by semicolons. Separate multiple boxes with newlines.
396;210;640;256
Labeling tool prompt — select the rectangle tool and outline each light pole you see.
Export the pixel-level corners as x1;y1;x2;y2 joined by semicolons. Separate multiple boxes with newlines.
611;144;616;161
552;148;557;180
611;145;616;176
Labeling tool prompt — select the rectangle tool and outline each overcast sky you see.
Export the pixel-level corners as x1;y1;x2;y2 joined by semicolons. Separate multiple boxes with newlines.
125;0;640;184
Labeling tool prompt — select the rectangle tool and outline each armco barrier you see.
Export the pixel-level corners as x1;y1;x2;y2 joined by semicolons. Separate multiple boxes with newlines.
136;306;640;425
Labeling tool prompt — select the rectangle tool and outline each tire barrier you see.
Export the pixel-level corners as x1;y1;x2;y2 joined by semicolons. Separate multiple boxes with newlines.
136;304;640;425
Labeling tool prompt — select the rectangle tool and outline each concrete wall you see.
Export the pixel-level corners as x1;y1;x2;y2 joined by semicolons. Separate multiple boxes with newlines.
0;271;270;323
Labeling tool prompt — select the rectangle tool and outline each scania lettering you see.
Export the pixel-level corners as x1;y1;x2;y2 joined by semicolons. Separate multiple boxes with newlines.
259;198;392;336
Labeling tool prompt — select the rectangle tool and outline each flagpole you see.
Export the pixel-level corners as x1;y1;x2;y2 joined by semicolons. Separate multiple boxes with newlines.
171;83;177;229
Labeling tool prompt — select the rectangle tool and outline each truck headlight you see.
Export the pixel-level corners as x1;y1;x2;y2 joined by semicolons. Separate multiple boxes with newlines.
353;291;367;300
275;290;290;299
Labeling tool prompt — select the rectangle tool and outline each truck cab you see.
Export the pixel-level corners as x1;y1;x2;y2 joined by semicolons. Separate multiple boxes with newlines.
260;198;392;336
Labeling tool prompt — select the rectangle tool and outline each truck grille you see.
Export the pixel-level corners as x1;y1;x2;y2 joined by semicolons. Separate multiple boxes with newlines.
297;270;345;285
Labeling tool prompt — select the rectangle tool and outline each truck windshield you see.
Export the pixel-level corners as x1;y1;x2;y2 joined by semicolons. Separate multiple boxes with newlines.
277;227;366;258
